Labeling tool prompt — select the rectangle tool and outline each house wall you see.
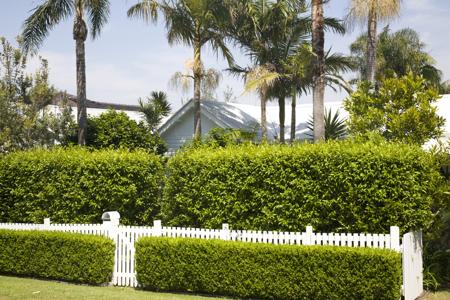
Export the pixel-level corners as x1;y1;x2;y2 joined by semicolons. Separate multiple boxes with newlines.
161;111;220;153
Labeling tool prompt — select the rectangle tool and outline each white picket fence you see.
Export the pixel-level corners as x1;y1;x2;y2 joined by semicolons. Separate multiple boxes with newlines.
0;212;423;300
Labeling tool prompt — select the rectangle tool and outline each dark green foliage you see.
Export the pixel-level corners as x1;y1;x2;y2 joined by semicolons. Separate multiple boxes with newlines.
0;148;164;225
138;91;171;132
136;237;402;300
0;229;114;284
83;109;167;155
424;141;450;289
163;142;440;233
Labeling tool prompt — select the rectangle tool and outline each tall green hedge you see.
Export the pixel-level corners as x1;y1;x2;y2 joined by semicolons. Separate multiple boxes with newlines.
0;229;114;284
136;237;402;300
163;142;440;233
0;148;164;225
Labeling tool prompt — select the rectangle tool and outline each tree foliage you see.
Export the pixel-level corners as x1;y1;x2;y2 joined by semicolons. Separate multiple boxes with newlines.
138;91;171;132
0;37;74;153
84;109;167;154
350;27;443;87
344;74;445;145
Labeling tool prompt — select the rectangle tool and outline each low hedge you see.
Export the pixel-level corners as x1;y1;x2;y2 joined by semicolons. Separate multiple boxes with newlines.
136;237;402;300
0;148;164;225
0;229;114;284
163;141;440;233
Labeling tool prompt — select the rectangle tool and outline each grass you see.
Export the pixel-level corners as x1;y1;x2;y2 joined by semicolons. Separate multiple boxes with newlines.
1;274;448;300
422;290;450;300
0;275;225;300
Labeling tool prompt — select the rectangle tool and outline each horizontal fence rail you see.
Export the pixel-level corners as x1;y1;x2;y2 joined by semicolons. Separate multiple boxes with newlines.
0;212;422;300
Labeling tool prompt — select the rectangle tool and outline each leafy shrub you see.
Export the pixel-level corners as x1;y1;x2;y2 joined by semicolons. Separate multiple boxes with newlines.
0;229;114;284
424;140;450;289
136;237;402;300
72;109;167;155
344;74;445;145
0;147;164;225
163;141;440;233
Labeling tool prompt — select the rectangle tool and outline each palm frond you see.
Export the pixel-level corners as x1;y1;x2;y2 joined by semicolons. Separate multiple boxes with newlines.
84;0;110;39
244;65;280;94
307;108;347;140
22;0;74;53
127;0;159;23
169;71;193;94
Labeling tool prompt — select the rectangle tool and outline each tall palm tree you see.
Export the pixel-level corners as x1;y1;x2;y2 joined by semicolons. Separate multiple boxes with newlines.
129;0;233;139
22;0;111;146
311;0;325;142
348;0;401;84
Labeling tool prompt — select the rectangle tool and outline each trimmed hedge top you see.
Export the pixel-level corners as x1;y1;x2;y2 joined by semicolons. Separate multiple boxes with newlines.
136;237;402;300
0;147;164;225
0;229;115;284
163;141;440;233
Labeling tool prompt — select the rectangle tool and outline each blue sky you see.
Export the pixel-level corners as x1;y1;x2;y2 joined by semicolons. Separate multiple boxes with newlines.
1;0;449;109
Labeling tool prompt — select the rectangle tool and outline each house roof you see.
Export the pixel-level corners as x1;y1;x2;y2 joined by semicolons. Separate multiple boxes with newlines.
52;92;141;112
158;99;260;135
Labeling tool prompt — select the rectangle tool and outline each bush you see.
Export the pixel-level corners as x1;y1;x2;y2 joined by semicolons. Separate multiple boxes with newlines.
0;229;114;284
0;147;164;225
163;141;440;233
344;74;445;145
83;109;167;155
136;237;402;300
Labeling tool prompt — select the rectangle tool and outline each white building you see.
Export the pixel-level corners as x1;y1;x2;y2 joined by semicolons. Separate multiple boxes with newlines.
159;95;450;153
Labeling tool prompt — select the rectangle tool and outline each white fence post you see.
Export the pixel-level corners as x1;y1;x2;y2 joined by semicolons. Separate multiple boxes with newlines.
221;223;230;240
305;226;313;245
43;218;51;230
153;220;162;237
389;226;400;251
402;231;423;300
102;211;120;285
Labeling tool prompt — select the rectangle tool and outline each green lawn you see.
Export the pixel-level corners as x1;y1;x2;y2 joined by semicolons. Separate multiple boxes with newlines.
0;276;225;300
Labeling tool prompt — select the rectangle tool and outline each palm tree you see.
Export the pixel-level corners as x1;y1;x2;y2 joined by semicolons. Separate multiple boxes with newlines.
347;0;401;84
244;64;280;140
129;0;233;139
311;0;325;142
138;91;171;132
22;0;111;146
287;49;354;142
245;49;354;142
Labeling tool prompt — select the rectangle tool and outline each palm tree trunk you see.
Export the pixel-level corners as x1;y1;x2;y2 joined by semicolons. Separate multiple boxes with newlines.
367;6;377;84
312;0;325;142
290;87;296;143
73;13;88;146
261;92;267;140
193;42;202;139
278;96;285;143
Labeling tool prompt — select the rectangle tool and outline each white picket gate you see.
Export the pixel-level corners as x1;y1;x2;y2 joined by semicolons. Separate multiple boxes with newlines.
0;212;423;299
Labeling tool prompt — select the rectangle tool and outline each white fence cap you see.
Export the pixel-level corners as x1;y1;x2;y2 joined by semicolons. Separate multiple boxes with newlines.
101;211;120;223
